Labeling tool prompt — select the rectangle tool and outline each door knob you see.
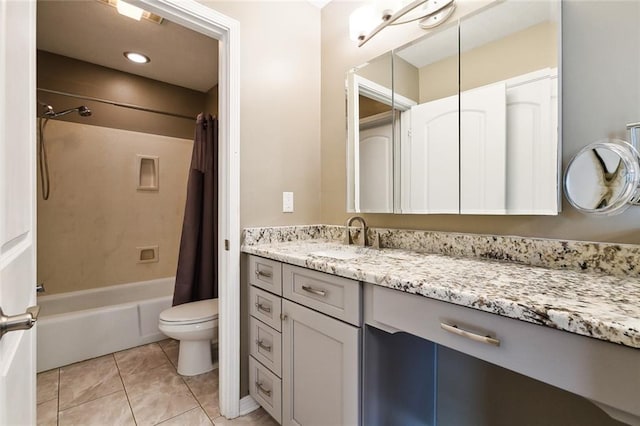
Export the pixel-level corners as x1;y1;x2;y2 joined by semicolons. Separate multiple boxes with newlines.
0;305;40;339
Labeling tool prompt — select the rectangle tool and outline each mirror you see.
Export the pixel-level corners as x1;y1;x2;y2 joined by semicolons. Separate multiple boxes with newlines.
459;0;560;214
394;22;459;213
347;51;404;213
565;139;640;216
346;0;561;215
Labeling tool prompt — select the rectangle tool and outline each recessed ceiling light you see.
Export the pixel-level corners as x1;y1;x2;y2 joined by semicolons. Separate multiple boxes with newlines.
124;51;150;64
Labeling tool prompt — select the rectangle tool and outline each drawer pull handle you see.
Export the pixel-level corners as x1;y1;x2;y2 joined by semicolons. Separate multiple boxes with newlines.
255;269;273;279
440;323;500;347
301;285;327;297
256;381;272;397
256;339;272;352
255;302;272;314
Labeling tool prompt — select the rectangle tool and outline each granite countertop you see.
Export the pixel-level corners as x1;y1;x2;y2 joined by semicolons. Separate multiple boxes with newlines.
242;239;640;349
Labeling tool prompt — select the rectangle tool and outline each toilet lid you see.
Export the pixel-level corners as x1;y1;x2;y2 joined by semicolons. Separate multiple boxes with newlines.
160;298;218;323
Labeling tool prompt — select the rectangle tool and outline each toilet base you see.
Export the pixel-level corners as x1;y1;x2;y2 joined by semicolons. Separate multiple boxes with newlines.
177;340;214;376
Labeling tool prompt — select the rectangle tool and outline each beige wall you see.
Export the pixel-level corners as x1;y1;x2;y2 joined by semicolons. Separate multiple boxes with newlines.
198;0;321;398
201;0;322;229
38;51;207;140
37;120;192;294
321;0;640;244
357;52;393;92
460;22;558;93
36;51;210;295
205;84;219;117
419;22;556;104
394;55;420;102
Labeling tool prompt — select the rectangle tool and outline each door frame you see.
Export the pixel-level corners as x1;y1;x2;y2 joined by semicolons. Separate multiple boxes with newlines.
136;0;241;418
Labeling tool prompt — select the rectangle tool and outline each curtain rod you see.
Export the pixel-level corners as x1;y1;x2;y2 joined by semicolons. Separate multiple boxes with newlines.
37;88;196;120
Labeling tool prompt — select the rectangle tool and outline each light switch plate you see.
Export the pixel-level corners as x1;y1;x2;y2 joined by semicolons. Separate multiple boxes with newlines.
283;192;294;213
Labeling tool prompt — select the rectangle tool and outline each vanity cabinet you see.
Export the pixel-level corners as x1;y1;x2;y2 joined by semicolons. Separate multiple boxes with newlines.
247;255;361;426
364;284;640;425
281;299;360;426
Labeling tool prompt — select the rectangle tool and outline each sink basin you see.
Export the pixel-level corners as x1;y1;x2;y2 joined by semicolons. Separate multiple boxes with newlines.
310;248;369;260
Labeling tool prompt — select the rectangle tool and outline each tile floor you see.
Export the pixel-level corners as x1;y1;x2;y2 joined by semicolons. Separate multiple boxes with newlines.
37;339;278;426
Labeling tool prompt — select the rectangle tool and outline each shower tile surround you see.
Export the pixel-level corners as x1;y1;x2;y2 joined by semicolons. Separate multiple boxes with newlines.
242;225;640;349
36;340;278;426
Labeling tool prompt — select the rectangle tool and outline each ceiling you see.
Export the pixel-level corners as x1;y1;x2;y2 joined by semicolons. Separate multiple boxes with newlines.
37;0;219;93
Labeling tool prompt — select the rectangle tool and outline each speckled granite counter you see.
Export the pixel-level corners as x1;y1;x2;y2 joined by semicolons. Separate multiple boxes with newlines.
242;236;640;349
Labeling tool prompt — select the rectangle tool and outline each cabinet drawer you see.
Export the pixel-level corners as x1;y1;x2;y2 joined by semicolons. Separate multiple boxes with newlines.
250;317;282;377
249;255;282;295
366;284;640;419
283;264;361;326
250;356;282;424
250;286;282;332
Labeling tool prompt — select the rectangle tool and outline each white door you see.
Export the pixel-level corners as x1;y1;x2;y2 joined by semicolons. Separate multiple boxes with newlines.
405;94;459;213
460;82;507;214
359;121;393;213
0;0;38;424
505;70;558;214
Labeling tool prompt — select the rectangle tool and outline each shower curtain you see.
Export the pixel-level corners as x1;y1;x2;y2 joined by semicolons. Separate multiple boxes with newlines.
172;113;218;306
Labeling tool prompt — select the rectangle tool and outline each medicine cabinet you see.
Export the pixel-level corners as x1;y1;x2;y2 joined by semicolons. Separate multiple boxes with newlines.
347;0;561;215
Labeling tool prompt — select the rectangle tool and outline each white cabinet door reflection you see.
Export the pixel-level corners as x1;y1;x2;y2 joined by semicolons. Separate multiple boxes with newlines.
460;82;507;214
359;115;394;213
506;69;558;214
403;93;459;213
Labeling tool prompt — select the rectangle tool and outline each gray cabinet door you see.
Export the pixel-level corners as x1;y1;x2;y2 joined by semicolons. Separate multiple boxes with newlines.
282;300;360;426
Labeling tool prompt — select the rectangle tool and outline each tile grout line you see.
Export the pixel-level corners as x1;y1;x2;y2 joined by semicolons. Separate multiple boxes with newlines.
56;355;130;419
44;342;222;426
56;354;128;413
113;353;138;426
153;343;202;425
154;406;202;426
157;340;178;370
58;389;126;414
158;339;217;425
182;375;211;423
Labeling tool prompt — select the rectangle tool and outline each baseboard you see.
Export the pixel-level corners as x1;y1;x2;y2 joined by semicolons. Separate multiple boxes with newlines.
239;395;260;416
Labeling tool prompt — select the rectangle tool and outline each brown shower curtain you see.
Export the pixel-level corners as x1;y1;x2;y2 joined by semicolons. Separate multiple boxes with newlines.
172;113;218;306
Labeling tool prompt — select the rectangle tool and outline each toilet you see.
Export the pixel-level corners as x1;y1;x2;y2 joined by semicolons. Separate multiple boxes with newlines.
158;298;218;376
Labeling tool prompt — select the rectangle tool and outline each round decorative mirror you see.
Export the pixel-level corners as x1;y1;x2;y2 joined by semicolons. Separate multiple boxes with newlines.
564;139;640;216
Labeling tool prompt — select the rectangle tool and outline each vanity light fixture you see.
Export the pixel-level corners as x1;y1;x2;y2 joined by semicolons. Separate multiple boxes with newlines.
124;51;151;64
98;0;164;24
116;0;143;21
350;0;456;47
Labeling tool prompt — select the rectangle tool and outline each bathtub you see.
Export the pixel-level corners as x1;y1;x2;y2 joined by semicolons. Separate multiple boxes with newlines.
37;277;174;372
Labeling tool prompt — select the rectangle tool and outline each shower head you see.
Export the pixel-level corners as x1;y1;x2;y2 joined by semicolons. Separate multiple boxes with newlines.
40;103;54;117
44;105;92;118
77;106;92;117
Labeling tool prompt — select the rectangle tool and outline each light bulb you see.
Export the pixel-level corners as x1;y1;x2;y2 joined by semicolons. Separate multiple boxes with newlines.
124;52;150;64
116;0;144;21
349;6;378;42
375;0;402;20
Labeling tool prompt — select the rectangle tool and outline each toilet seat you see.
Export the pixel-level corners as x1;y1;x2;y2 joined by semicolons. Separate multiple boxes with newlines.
158;298;219;376
159;298;218;325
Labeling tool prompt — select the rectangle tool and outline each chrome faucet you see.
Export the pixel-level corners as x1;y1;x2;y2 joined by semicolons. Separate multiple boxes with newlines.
345;216;368;247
